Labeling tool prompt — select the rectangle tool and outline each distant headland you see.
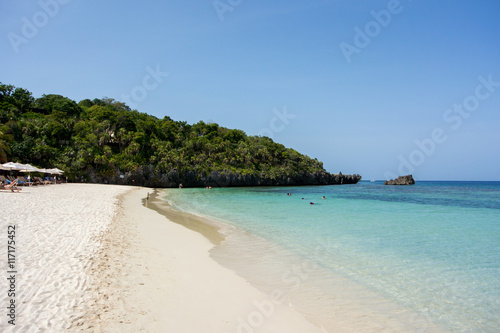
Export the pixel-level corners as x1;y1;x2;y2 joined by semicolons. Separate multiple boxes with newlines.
0;83;361;187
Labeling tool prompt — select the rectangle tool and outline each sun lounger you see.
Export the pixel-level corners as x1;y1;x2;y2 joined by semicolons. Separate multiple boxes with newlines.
35;177;52;185
44;177;57;185
1;179;22;192
17;176;35;186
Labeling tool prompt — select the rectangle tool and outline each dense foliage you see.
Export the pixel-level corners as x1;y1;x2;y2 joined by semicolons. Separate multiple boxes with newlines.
0;82;360;187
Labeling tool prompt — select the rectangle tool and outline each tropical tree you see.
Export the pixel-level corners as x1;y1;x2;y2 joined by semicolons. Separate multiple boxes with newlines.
0;126;12;162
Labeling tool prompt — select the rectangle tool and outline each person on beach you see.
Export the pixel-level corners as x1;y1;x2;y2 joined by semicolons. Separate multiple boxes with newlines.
179;183;183;189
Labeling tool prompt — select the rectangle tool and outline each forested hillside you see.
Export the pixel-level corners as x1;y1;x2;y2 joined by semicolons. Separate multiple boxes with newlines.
0;82;361;187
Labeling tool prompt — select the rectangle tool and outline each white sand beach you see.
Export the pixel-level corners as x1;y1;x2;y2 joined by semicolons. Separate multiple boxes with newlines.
93;187;325;332
0;184;324;332
0;184;133;332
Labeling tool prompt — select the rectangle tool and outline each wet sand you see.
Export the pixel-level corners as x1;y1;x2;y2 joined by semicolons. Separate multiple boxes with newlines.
90;187;325;332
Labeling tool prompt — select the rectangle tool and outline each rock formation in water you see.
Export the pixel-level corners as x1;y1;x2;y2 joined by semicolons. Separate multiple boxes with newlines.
384;174;415;185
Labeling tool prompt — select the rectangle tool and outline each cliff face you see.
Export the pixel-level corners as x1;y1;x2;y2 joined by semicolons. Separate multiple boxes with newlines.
384;175;415;185
87;167;362;188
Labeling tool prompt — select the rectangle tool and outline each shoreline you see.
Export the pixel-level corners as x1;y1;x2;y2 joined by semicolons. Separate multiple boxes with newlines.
93;186;325;332
145;188;225;245
2;184;448;332
155;187;448;333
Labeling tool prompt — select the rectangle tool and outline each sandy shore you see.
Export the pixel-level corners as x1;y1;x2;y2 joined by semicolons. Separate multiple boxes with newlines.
0;184;133;332
0;184;324;332
94;187;325;332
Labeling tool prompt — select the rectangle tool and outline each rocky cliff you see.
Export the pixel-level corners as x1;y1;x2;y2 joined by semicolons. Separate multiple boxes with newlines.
87;167;362;188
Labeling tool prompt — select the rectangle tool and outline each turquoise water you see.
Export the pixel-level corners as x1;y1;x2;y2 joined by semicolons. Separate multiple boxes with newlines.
163;181;500;332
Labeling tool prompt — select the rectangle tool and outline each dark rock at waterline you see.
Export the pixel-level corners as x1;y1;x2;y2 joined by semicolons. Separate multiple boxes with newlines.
384;174;415;185
85;166;362;188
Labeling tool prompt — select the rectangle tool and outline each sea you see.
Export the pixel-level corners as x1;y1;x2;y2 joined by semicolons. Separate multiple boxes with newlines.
162;181;500;332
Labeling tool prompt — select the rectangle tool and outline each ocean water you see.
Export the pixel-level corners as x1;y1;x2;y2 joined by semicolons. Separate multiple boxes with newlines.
162;181;500;332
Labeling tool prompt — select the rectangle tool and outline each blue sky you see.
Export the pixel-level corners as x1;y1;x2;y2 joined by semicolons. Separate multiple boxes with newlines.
1;0;499;180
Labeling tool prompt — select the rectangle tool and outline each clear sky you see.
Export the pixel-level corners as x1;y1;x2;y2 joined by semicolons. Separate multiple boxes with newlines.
1;0;499;180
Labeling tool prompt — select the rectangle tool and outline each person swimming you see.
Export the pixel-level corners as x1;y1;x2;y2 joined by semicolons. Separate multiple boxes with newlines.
322;196;326;199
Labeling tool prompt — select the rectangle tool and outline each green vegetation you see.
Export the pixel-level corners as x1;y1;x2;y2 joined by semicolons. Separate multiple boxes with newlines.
0;82;360;187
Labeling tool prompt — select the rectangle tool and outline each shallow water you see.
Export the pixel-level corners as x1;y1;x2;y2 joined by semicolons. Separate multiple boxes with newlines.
163;181;500;332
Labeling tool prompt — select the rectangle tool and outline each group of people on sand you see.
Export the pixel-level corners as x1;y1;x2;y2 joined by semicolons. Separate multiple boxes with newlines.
287;193;326;205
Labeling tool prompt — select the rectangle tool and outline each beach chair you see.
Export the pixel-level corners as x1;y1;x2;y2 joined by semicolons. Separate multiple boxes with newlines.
16;177;26;186
1;179;22;192
17;176;34;186
35;176;51;185
44;176;55;185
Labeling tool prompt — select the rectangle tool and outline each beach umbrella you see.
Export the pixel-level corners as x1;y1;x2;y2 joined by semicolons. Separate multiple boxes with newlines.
46;168;64;175
19;164;42;186
2;162;28;170
52;168;64;174
45;168;65;184
1;162;28;185
19;164;39;173
0;164;10;171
